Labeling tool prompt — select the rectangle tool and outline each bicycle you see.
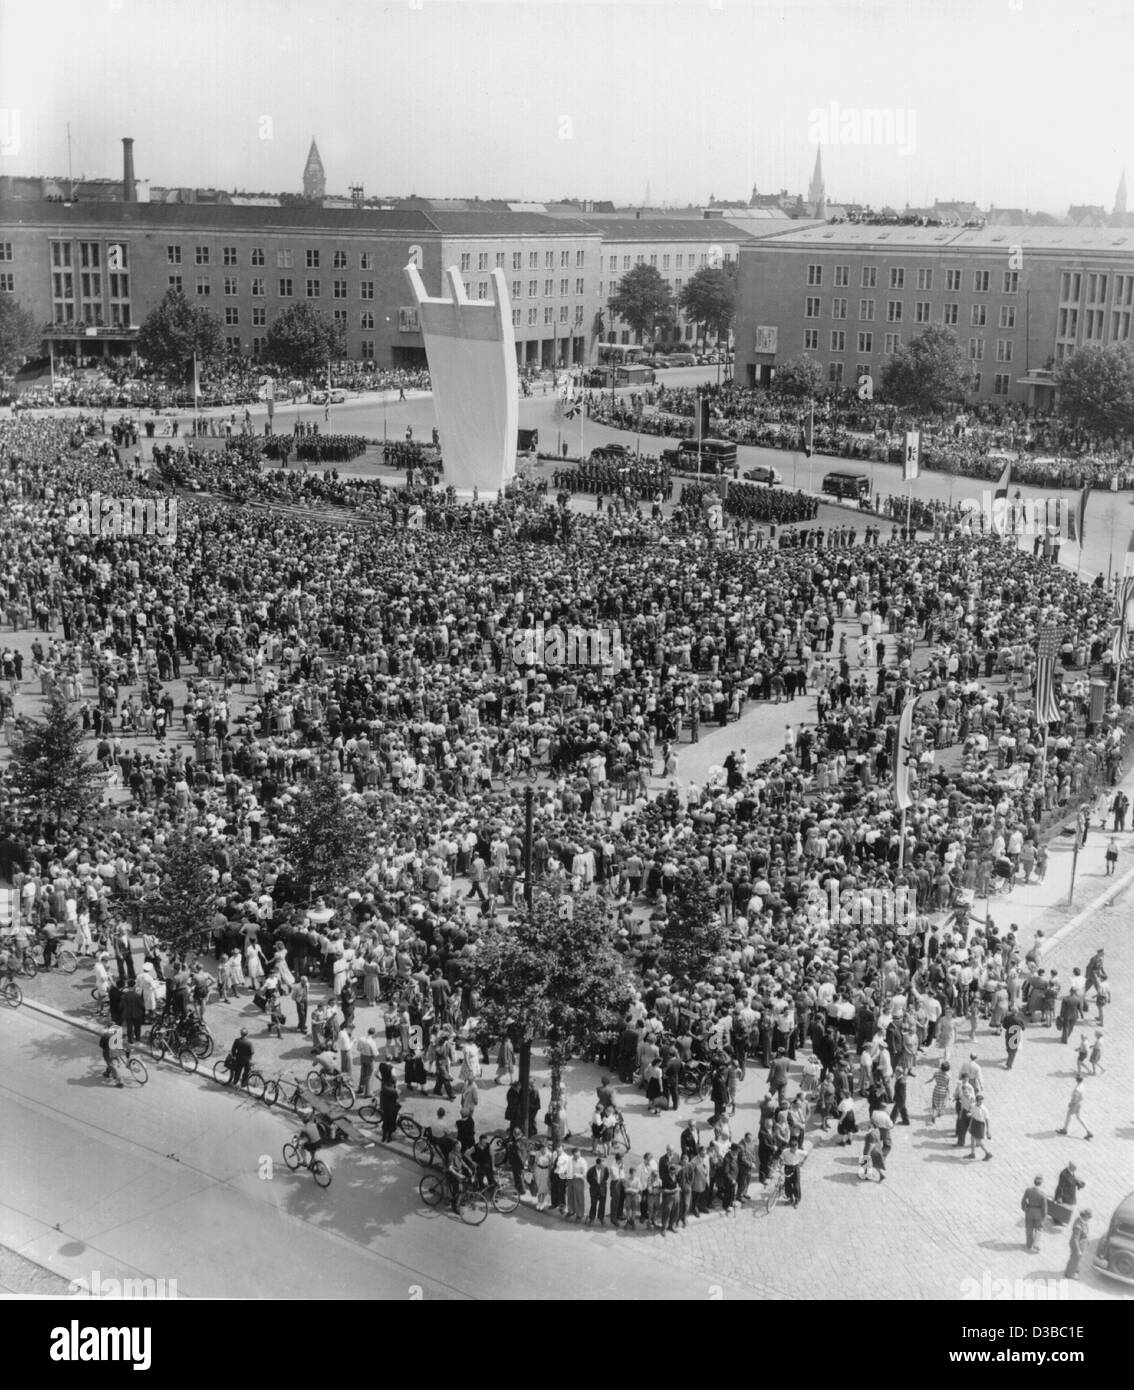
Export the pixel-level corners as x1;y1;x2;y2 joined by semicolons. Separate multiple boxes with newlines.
213;1055;266;1099
763;1158;786;1215
88;987;108;1019
263;1072;315;1120
418;1170;489;1225
411;1125;456;1168
150;1014;214;1060
149;1031;200;1074
11;946;38;979
594;1117;632;1154
281;1135;332;1188
107;1051;149;1087
1;977;22;1007
306;1069;355;1110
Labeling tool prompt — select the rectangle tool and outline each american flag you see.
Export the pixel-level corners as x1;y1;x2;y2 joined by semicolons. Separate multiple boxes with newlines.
1034;625;1061;725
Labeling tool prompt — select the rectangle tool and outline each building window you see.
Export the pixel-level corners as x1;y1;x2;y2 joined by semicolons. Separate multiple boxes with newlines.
168;275;182;292
0;242;11;262
996;339;1013;362
224;277;238;296
673;254;682;270
1058;307;1079;338
804;297;821;318
0;272;13;293
511;280;521;299
1087;272;1109;302
1084;309;1105;340
195;246;210;265
973;270;990;292
333;310;347;328
360;281;374;299
222;246;237;267
558;250;568;268
576;249;585;267
251;248;265;266
1060;272;1081;302
828;361;843;384
970;304;987;327
225;307;239;325
946;268;961;292
1002;270;1018;294
884;332;901;354
331;279;346;299
972;372;982;392
648;254;657;268
495;252;505;268
196;278;210;296
544;307;553;324
574;304;584;324
559;278;569;296
277;250;293;268
51;241;72;268
360;310;375;329
529;252;539;269
225;336;240;352
831;298;847;319
544;279;554;296
623;256;631;270
306;279;320;297
834;265;849;287
857;331;873;353
917;267;933;290
167;245;181;265
360;252;374;270
887;300;903;322
513;251;523;270
804;329;819;350
969;337;985;360
543;252;553;269
575;277;584;295
512;308;521;326
305;249;320;269
999;305;1016;328
559;304;569;322
807;263;823;287
662;255;670;270
861;266;877;288
360;340;375;360
252;306;266;327
475;252;487;271
915;301;931;323
1115;274;1134;307
528;307;538;325
333;250;347;270
1112;310;1131;340
278;278;293;297
943;303;959;325
993;373;1010;395
252;337;265;357
859;298;875;321
830;330;846;351
246;279;263;299
477;282;487;300
529;280;537;297
889;267;905;289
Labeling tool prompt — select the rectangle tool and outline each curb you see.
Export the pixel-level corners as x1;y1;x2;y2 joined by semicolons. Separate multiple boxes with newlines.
19;997;103;1037
1039;860;1134;959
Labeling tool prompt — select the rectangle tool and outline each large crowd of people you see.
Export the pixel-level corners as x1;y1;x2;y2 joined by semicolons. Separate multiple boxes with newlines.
0;413;1128;1226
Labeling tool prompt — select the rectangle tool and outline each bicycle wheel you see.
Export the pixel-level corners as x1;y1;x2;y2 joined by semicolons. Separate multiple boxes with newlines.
398;1114;423;1141
306;1070;326;1096
212;1058;234;1085
457;1190;489;1226
2;980;22;1007
20;954;38;979
177;1048;199;1075
412;1136;436;1168
613;1123;631;1153
294;1091;315;1123
419;1173;446;1208
262;1080;280;1108
764;1176;783;1215
188;1027;214;1060
697;1073;711;1102
491;1177;520;1214
126;1057;148;1086
148;1023;168;1054
357;1102;380;1126
310;1159;332;1189
334;1079;355;1110
282;1142;301;1171
56;948;77;975
150;1034;169;1063
245;1071;266;1101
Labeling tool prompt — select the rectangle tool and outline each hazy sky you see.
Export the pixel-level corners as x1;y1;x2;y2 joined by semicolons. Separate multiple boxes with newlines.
2;0;1130;213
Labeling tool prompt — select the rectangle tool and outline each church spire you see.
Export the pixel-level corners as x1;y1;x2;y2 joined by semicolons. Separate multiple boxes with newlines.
807;146;826;219
1114;167;1128;222
303;139;326;200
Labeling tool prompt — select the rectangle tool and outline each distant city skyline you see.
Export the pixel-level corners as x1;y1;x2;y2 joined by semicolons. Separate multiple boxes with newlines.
2;0;1131;213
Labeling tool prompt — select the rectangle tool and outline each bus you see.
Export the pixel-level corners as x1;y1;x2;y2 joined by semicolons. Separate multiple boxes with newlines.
598;344;648;366
674;437;738;474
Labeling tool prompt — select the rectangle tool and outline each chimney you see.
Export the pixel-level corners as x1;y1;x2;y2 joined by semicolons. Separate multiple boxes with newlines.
122;138;136;202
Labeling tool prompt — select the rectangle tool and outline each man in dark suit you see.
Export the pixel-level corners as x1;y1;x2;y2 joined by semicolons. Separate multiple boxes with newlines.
1021;1175;1047;1252
585;1154;610;1226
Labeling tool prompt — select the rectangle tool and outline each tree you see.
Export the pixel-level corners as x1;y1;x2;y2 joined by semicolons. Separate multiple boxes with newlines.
608;264;674;345
142;830;220;955
264;302;346;377
473;883;631;1114
277;768;375;904
0;298;40;374
879;326;972;413
655;871;730;991
137;289;223;381
678;264;736;345
8;692;107;830
1055;343;1134;435
773;353;824;398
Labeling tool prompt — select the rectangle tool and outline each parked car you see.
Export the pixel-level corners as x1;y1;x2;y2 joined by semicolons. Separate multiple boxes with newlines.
311;390;346;405
667;353;697;367
1094;1191;1134;1285
743;464;781;486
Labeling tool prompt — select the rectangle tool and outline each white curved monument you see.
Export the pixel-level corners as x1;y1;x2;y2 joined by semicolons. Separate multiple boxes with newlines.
403;263;518;498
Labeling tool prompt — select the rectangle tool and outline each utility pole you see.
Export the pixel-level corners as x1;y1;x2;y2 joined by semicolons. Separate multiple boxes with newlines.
517;784;535;1146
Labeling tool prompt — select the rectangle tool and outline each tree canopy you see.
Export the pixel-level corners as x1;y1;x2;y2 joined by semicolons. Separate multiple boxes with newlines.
678;264;736;343
137;289;223;381
276;767;375;904
8;692;107;830
1055;343;1134;435
655;870;730;990
773;352;824;398
264;302;346;377
142;830;220;955
608;264;674;345
0;298;41;375
879;326;972;413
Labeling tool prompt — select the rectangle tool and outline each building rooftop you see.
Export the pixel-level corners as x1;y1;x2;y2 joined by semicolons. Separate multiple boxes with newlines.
740;222;1134;252
0;198;437;233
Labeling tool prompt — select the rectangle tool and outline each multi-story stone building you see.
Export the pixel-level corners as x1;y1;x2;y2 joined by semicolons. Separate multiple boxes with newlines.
734;223;1134;408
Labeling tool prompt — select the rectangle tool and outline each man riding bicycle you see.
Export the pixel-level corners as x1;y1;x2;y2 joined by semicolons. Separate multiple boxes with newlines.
100;1024;127;1087
298;1112;348;1165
